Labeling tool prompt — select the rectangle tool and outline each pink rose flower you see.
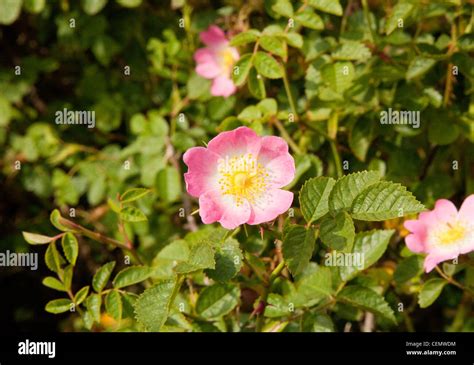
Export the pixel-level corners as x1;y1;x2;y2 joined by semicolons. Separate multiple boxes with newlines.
404;195;474;272
183;127;295;229
194;25;239;98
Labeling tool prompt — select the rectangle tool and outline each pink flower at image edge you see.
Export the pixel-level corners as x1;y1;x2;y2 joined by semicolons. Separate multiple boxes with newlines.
194;25;239;98
404;195;474;272
183;127;295;229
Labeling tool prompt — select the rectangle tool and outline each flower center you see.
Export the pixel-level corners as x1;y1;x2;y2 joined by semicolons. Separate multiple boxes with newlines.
218;153;268;206
219;48;236;72
437;222;466;245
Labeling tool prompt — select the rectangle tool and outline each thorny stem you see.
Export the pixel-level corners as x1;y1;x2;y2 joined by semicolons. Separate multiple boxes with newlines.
330;140;343;178
435;266;474;296
272;117;302;155
59;217;144;265
282;69;299;122
256;259;286;332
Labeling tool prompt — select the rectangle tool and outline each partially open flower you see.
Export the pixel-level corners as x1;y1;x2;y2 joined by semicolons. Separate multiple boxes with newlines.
183;127;295;229
404;196;474;272
194;25;239;98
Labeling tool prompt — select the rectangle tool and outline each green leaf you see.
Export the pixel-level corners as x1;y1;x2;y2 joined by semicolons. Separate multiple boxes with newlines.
253;52;284;79
232;54;253;87
156;166;182;203
419;278;447;308
229;30;261;46
351;181;425;221
328;171;380;213
45;242;64;273
238;105;262;122
86;294;102;323
349;119;374;162
82;0;108;15
22;232;55;245
113;266;153;288
120;188;151;203
195;284;240;319
271;0;293;17
119;206;148;222
105;289;123;320
339;229;395;281
285;32;303;48
62;265;73;291
301;312;334;332
248;68;266;99
116;0;141;7
0;0;22;25
50;209;70;231
187;72;211;100
260;35;287;59
299;176;336;224
174;242;215;274
428;117;459;146
337;286;396;324
294;9;324;30
24;0;45;14
74;286;90;305
93;261;116;293
406;57;436;80
321;62;355;94
282;226;316;276
45;299;72;314
385;3;414;35
42;277;67;292
394;255;424;284
61;232;78;265
264;293;293;318
307;0;343;16
297;266;334;305
205;238;243;282
134;278;178;331
332;41;372;62
319;212;355;251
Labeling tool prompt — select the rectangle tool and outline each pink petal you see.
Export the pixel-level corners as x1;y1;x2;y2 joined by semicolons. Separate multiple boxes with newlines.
264;155;295;188
194;48;214;63
459;195;474;220
196;62;220;79
200;25;228;47
183;147;220;197
247;189;294;225
210;75;237;97
432;199;458;223
423;251;457;273
258;136;289;164
405;234;426;253
404;219;426;234
207;126;261;158
199;190;251;229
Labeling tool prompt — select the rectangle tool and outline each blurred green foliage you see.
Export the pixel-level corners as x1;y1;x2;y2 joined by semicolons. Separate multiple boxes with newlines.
1;0;474;332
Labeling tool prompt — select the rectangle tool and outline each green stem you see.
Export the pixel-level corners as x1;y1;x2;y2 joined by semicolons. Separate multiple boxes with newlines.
361;0;376;44
59;217;144;265
435;266;474;296
330;140;343;178
256;260;286;332
273;118;302;155
282;70;298;122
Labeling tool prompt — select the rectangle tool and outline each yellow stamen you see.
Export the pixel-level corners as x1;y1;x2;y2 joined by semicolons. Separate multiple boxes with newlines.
219;48;236;71
437;222;466;245
218;154;269;206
